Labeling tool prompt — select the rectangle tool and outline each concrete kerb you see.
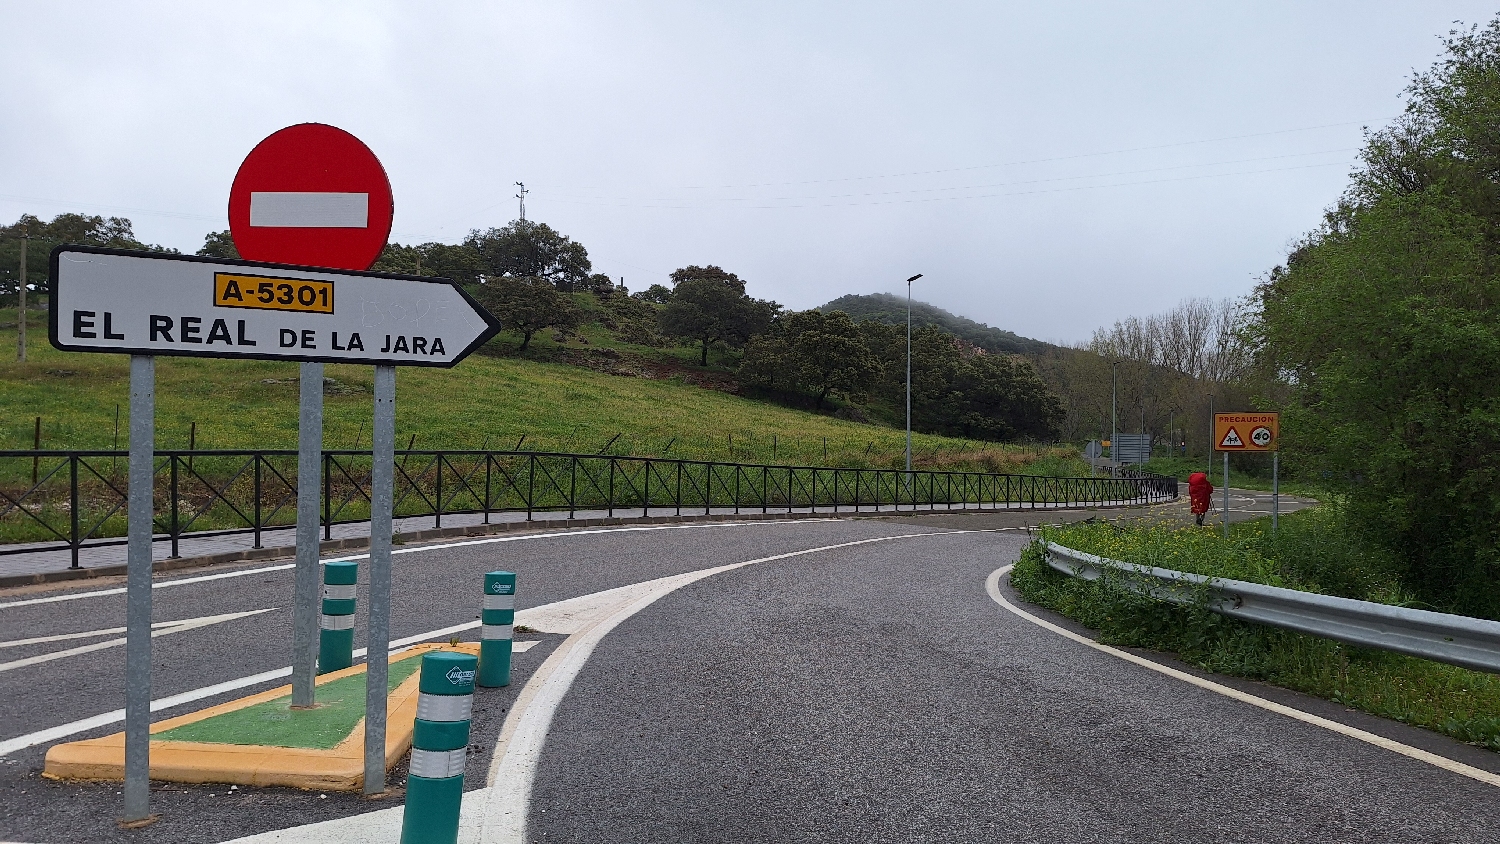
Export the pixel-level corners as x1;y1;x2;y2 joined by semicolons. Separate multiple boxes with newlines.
42;643;481;792
0;499;1170;589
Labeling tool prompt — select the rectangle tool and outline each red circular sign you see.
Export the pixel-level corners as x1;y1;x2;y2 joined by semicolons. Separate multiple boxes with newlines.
228;123;393;271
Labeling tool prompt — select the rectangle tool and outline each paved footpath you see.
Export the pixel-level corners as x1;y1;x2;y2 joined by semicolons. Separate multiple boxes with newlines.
8;496;1475;843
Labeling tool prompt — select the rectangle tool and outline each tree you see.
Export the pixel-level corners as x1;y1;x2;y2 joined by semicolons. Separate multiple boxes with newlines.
197;230;240;259
658;266;777;365
464;220;591;291
784;310;881;409
1249;17;1500;616
370;242;483;284
950;354;1064;440
471;276;579;351
636;284;672;304
2;213;174;304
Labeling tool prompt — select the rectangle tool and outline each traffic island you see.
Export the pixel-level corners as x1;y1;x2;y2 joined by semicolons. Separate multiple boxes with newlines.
42;642;479;792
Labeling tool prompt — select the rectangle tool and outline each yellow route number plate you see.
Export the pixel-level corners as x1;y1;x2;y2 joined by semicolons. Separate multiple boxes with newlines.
214;273;334;314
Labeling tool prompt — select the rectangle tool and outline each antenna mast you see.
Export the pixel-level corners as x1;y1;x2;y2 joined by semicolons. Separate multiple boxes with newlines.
515;182;528;222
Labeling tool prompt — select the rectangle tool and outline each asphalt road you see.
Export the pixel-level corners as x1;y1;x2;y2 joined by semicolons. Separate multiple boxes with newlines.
3;499;1491;843
0;518;949;843
530;529;1499;843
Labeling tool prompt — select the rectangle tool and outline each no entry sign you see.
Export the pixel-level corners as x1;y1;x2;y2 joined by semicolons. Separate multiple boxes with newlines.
49;246;499;367
229;123;394;271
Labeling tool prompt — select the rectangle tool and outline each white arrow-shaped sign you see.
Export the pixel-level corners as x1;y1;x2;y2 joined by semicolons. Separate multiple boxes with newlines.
49;246;500;367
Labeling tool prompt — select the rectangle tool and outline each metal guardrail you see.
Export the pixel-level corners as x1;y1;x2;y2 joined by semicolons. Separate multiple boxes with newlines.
0;449;1178;567
1045;541;1500;674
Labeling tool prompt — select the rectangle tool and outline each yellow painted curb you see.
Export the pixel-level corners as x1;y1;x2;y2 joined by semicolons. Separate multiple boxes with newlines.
43;642;480;791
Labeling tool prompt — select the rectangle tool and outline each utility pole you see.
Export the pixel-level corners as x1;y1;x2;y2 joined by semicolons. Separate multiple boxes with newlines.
904;274;923;478
515;182;528;222
17;224;28;362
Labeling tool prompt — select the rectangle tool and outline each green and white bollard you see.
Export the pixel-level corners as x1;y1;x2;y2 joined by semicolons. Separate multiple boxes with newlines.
400;651;476;844
477;571;514;688
318;561;358;674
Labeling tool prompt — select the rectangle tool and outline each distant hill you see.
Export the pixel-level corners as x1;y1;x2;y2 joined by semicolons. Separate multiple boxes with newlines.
818;293;1056;357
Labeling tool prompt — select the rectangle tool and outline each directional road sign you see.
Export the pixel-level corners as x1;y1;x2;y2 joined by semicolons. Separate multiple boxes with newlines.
228;123;394;271
1215;412;1279;452
49;246;500;367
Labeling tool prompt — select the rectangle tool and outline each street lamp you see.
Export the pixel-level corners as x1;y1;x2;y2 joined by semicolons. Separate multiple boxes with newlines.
905;274;923;475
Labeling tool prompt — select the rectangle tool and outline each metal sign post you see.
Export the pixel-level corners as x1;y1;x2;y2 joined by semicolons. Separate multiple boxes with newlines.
364;365;396;794
51;123;498;816
122;355;154;823
49;246;498;815
292;361;324;707
1213;411;1281;539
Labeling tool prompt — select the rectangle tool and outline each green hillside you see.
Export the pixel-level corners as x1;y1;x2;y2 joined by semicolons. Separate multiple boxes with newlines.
0;308;1075;474
819;293;1055;357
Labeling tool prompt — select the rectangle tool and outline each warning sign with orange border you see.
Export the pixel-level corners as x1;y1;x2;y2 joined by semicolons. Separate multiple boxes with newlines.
1215;412;1279;452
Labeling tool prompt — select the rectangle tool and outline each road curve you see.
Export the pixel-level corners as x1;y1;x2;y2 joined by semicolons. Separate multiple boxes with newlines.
528;530;1499;843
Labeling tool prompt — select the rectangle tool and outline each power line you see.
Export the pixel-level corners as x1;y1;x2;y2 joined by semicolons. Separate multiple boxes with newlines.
542;147;1358;206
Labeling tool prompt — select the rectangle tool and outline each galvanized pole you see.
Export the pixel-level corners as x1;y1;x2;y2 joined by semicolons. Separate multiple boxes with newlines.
16;228;27;362
1207;394;1214;471
904;274;922;483
364;364;396;795
292;361;324;707
1222;451;1230;539
1272;450;1279;537
122;355;154;821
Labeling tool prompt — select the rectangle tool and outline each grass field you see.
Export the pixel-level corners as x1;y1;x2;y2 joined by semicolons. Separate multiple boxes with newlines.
0;308;1078;474
1013;511;1500;751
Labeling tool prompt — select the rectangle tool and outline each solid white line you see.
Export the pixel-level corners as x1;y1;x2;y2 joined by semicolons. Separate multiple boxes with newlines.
0;609;277;674
984;565;1500;789
473;532;951;843
0;520;812;610
0;524;968;761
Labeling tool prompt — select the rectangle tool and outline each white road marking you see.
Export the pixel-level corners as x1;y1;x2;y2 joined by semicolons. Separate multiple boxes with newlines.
984;564;1500;789
0;520;820;610
214;530;963;843
0;609;277;674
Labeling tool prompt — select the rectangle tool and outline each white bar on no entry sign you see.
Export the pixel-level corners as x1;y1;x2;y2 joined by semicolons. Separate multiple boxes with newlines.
249;192;369;228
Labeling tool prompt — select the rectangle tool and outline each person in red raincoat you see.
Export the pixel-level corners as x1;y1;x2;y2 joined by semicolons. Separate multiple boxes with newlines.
1188;472;1214;526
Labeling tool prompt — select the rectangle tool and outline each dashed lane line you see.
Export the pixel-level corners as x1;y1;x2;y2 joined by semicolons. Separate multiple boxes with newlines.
984;564;1500;789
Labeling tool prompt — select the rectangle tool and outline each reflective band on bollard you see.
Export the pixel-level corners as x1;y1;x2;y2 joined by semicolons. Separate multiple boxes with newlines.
318;561;358;674
477;571;515;688
400;651;476;844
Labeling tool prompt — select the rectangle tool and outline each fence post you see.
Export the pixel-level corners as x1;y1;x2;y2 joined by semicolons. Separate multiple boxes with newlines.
69;456;80;569
318;561;358;673
169;455;180;558
323;452;333;541
399;651;476;844
675;460;682;516
253;456;263;549
569;456;577;520
483;454;492;525
526;453;535;521
643;459;651;518
435;453;443;529
608;458;616;517
477;571;515;688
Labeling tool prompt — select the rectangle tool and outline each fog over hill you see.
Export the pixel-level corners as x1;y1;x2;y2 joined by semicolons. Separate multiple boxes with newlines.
817;293;1056;357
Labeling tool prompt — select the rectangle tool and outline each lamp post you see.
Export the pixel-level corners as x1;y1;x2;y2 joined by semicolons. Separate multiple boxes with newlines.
1110;360;1118;474
905;274;923;477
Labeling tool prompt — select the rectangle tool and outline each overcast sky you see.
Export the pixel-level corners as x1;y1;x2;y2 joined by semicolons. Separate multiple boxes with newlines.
4;2;1494;343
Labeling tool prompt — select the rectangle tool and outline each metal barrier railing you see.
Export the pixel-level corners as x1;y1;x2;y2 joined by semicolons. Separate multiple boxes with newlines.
0;449;1178;567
